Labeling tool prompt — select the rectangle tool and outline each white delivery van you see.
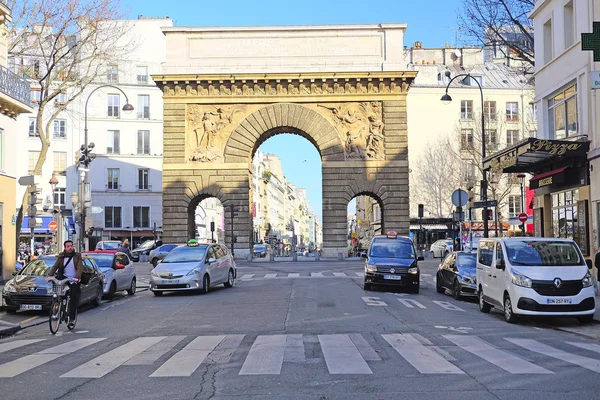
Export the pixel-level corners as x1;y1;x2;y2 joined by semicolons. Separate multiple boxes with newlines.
476;237;595;323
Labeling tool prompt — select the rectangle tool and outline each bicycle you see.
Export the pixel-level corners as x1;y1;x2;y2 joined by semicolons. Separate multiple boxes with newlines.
48;277;78;334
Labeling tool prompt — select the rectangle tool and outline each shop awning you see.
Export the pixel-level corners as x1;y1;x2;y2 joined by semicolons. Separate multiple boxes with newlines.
529;166;569;189
21;216;76;234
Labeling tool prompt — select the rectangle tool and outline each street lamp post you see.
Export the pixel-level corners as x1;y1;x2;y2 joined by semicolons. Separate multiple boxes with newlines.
79;85;133;251
441;72;489;238
517;173;526;235
49;173;59;252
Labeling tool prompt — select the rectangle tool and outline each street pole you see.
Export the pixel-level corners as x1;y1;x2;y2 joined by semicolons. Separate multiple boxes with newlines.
230;204;235;256
518;173;526;235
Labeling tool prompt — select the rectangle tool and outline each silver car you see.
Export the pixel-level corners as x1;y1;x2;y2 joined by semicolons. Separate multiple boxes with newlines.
149;242;236;296
149;244;179;267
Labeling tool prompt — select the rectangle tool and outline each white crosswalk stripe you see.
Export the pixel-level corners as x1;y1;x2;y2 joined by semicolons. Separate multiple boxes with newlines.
0;339;45;354
151;335;225;377
319;334;372;374
507;338;600;373
240;335;287;375
288;273;300;278
310;272;324;277
567;342;600;355
240;274;255;280
333;272;347;277
264;274;277;279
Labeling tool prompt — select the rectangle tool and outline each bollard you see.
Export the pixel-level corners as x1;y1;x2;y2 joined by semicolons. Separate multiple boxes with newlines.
338;252;343;260
269;253;275;262
292;252;297;261
247;253;252;262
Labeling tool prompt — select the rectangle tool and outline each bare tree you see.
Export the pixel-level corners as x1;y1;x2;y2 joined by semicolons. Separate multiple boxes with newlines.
8;0;132;242
458;0;535;71
413;138;463;218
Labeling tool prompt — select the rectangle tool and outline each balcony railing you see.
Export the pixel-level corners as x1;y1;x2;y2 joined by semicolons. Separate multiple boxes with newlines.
136;185;152;191
106;184;121;191
0;65;33;108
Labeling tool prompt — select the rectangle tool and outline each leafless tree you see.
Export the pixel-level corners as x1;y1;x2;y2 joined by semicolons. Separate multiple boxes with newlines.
8;0;132;242
458;0;535;71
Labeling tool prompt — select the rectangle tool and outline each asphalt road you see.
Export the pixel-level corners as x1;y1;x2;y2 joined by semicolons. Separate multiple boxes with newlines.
1;259;600;400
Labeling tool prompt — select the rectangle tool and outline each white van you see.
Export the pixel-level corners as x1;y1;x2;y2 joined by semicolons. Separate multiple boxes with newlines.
476;237;595;323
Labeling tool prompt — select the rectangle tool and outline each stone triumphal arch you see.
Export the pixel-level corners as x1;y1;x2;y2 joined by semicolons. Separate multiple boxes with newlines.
154;24;416;258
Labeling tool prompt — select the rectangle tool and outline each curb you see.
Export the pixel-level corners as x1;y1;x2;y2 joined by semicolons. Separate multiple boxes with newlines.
0;321;21;337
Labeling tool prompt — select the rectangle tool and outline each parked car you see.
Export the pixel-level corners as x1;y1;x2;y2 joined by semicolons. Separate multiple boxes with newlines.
464;236;482;251
149;244;179;266
476;237;595;324
131;239;163;262
430;239;453;258
95;240;122;251
84;250;136;299
253;244;267;258
1;255;104;312
149;241;236;296
436;251;477;300
362;231;424;293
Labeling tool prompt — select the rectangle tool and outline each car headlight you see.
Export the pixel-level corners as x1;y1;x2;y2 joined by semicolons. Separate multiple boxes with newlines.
4;285;16;293
151;270;160;278
408;266;419;275
582;271;594;288
461;276;475;284
511;269;532;288
366;264;377;272
187;268;202;276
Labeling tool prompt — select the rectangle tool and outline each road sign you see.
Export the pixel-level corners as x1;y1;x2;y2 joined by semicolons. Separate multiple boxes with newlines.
91;206;103;214
592;71;600;89
472;200;498;209
518;213;528;223
452;189;468;207
18;175;35;186
48;221;59;231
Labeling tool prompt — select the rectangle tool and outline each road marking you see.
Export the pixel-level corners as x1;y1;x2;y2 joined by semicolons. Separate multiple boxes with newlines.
0;339;45;354
0;338;105;378
125;336;187;366
355;272;363;277
264;274;277;279
311;272;324;277
382;333;463;374
319;334;372;374
397;299;427;309
288;273;300;278
432;301;465;312
240;335;287;375
567;342;600;355
506;338;600;373
333;272;347;277
349;333;381;361
151;335;225;377
63;337;166;378
284;334;305;363
445;335;552;374
240;274;255;280
361;296;387;306
421;273;432;277
21;316;42;325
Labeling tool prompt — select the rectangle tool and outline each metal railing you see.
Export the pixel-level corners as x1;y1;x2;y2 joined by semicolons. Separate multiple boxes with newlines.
0;65;33;108
105;184;121;191
135;185;152;191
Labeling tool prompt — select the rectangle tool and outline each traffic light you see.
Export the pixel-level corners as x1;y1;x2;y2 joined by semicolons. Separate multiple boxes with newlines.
78;143;96;168
466;186;474;210
418;204;424;218
27;185;42;229
483;209;494;221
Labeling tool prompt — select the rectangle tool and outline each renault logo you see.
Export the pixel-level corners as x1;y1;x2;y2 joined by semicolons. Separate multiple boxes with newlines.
390;268;395;274
553;278;562;288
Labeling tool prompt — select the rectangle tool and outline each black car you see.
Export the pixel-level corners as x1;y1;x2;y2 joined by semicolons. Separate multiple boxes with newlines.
1;255;104;312
362;232;424;293
131;240;163;262
436;251;477;300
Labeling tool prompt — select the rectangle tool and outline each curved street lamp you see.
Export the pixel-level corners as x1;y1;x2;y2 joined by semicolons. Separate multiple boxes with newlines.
440;71;489;238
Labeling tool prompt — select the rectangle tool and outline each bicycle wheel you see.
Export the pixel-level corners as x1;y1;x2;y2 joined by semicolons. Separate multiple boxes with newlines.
49;299;62;335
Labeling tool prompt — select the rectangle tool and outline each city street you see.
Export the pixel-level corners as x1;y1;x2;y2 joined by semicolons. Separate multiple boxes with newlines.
1;259;600;400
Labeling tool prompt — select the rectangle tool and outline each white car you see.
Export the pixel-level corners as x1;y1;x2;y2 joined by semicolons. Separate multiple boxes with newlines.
476;237;595;324
430;239;453;258
84;251;137;299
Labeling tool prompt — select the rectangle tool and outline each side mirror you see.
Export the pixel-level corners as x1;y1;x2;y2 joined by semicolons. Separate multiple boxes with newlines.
496;259;505;270
586;259;593;270
208;257;217;264
417;256;425;261
360;252;367;259
115;263;125;269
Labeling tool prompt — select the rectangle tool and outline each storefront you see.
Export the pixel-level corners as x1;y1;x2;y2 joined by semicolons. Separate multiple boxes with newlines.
483;138;591;258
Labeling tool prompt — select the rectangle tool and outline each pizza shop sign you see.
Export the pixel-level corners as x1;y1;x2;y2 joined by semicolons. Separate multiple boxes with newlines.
530;140;583;156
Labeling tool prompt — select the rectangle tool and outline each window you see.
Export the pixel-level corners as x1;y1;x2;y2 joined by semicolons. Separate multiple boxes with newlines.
477;241;494;266
484;101;496;121
137;95;150;119
53;152;67;175
136;66;148;84
460;129;473;150
53;119;66;139
529;130;537;138
548;84;577;139
460;100;473;120
543;19;553;64
564;1;574;48
528;102;537;121
506;130;519;146
28;151;40;174
506;102;519;122
56;91;67;104
107;94;120;118
137;130;150;154
106;130;120;154
138;169;149;190
28;118;38;137
552;189;579;239
30;89;40;103
496;243;504;264
133;206;150;228
107;168;120;190
106;65;118;83
464;162;476;182
486;129;497;152
53;188;66;208
508;195;523;218
105;206;122;228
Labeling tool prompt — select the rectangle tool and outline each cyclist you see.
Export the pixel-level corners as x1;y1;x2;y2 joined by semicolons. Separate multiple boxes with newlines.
45;240;83;329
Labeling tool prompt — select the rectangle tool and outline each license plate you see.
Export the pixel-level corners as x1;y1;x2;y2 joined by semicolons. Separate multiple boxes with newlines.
383;275;401;281
546;298;573;305
20;304;42;311
161;279;180;284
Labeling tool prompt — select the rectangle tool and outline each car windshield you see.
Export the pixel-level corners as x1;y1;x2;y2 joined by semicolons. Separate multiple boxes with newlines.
505;240;584;266
162;245;207;263
369;240;415;259
19;259;51;276
86;254;114;268
137;240;155;250
457;253;476;269
101;242;120;250
254;245;266;251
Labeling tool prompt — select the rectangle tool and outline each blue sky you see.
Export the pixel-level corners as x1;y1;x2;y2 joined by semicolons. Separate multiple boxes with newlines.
121;0;465;219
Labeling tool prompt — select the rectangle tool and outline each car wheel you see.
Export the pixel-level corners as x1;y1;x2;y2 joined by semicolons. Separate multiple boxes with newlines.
107;281;117;299
200;274;210;294
577;314;594;324
152;290;163;297
435;273;445;294
92;284;102;307
504;294;518;324
363;280;372;291
224;269;235;288
453;279;462;300
478;288;491;313
151;258;159;267
127;277;136;295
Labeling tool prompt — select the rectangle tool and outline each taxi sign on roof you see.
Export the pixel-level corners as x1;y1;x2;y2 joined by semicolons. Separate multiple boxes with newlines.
386;231;398;238
187;239;200;247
